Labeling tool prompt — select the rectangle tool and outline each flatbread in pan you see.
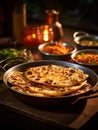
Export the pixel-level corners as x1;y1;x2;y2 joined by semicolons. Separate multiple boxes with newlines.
7;64;92;97
24;64;88;87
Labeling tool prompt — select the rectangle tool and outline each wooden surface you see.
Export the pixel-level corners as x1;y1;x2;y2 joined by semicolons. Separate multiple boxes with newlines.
0;85;98;130
0;27;98;130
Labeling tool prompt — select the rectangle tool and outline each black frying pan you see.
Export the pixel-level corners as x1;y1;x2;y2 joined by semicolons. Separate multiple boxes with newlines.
3;60;98;107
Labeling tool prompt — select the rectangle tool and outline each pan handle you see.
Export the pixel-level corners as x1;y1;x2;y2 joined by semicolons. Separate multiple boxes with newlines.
0;57;28;81
0;57;28;64
72;89;98;105
0;57;28;72
73;31;89;39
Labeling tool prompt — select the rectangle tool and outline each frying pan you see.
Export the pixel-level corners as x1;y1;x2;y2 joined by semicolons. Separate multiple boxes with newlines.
3;60;98;107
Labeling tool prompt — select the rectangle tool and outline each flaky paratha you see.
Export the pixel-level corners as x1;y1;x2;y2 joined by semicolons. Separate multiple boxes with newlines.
24;64;88;87
8;71;30;86
7;65;92;97
10;78;91;97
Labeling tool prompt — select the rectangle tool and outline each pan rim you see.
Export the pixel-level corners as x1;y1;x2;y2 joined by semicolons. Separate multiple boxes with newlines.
3;60;98;99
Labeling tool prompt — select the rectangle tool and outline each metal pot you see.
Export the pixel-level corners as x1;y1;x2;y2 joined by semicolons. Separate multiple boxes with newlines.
3;60;98;107
73;31;98;49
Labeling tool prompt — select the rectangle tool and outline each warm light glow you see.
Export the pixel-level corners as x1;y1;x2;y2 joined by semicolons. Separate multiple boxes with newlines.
23;25;54;46
32;33;36;39
26;35;32;41
43;29;49;41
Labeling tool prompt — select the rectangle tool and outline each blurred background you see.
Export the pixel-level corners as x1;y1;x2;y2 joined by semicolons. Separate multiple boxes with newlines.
0;0;98;37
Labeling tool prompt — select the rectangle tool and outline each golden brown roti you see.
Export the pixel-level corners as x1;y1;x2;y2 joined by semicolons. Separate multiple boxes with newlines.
7;65;91;97
24;64;88;87
11;80;91;97
8;71;30;86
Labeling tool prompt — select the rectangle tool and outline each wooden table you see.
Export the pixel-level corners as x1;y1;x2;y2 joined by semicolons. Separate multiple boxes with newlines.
0;84;98;130
0;27;98;130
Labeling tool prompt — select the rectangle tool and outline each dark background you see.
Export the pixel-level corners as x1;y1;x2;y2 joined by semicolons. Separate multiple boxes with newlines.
0;0;98;36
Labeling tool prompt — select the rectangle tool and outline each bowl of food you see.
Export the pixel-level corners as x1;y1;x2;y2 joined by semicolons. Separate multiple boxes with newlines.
71;49;98;73
38;41;77;61
0;48;34;62
73;31;98;49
